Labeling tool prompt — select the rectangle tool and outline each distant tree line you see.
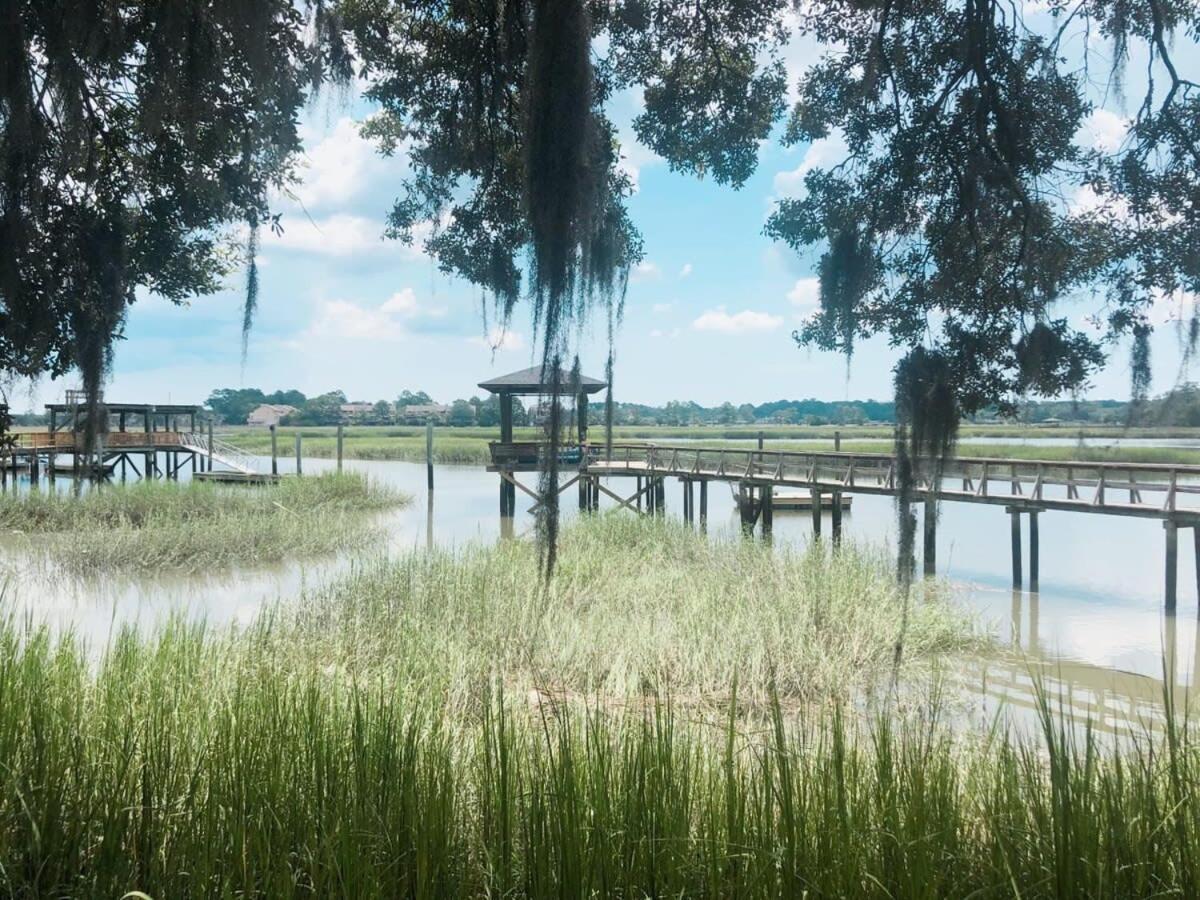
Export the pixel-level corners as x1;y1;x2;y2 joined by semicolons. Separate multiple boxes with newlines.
197;387;1184;429
5;387;1196;429
203;387;532;428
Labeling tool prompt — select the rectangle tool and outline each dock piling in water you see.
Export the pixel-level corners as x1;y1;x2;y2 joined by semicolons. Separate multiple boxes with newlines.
295;433;302;476
831;490;843;544
1165;521;1178;611
1029;510;1040;592
426;421;434;491
270;425;278;477
336;425;344;473
1010;508;1023;589
923;496;936;576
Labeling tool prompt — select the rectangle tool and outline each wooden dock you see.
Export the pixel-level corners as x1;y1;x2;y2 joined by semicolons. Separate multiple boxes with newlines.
490;440;1200;608
193;470;280;485
8;425;262;483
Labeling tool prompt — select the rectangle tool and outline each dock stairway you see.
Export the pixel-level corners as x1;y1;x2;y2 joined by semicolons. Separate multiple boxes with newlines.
178;432;259;475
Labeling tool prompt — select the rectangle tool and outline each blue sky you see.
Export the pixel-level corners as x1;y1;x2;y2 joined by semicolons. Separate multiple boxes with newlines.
10;23;1197;413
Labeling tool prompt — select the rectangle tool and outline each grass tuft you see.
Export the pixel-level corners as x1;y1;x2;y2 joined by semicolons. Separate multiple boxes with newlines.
0;473;407;575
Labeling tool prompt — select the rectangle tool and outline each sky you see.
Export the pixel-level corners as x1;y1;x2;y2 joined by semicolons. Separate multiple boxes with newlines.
9;15;1198;414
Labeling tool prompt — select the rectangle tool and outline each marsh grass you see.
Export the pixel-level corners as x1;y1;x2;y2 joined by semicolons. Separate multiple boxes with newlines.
0;518;1193;896
0;473;405;575
279;515;977;706
0;612;1196;897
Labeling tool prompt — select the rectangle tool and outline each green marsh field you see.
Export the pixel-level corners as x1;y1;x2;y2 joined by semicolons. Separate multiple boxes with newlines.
223;422;1200;467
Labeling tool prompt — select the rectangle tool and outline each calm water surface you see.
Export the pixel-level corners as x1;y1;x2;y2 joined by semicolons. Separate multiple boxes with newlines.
2;448;1195;730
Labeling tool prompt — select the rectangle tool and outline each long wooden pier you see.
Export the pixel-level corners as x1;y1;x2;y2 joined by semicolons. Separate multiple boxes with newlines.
495;441;1200;608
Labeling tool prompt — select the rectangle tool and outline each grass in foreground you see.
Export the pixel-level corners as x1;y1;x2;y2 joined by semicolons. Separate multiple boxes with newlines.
0;601;1195;895
0;473;405;575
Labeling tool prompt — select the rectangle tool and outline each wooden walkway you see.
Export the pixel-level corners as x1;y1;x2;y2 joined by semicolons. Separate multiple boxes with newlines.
560;442;1200;607
584;443;1200;522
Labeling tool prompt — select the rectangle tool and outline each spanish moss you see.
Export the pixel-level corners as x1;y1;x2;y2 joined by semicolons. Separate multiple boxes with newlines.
891;348;959;668
243;214;260;362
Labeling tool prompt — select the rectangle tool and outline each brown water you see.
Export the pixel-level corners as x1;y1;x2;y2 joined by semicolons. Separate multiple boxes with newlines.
2;451;1194;732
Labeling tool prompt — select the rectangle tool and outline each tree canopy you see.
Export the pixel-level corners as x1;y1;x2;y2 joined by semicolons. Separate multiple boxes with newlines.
1;0;330;438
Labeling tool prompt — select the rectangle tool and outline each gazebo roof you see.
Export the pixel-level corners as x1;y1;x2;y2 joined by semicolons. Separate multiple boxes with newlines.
478;365;607;396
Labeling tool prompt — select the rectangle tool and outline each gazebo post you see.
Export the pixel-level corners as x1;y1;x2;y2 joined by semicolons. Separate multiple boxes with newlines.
577;392;588;445
499;392;515;517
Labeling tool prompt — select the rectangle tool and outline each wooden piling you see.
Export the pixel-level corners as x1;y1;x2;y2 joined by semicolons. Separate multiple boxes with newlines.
207;421;214;473
834;430;841;451
1029;510;1040;592
923;496;936;576
1193;526;1200;608
270;425;278;476
761;486;773;538
426;421;434;490
336;424;344;473
831;491;843;545
738;483;749;533
810;488;822;536
295;433;302;476
1165;520;1178;611
1010;508;1023;589
699;480;708;532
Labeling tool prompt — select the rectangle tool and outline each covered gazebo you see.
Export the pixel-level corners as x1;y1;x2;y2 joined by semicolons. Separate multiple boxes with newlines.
478;364;608;516
478;364;607;446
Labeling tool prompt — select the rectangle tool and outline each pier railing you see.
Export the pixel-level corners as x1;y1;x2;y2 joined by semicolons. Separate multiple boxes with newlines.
585;442;1200;521
14;431;190;450
176;432;259;475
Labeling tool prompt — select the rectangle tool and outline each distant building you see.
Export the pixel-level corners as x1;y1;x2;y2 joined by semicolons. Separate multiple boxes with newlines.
247;403;298;427
398;403;449;424
339;402;377;421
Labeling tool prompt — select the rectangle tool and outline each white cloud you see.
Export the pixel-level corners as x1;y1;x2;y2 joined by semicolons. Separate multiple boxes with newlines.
293;117;382;211
631;261;661;283
788;277;821;308
693;308;784;334
652;302;673;314
305;288;443;342
650;327;682;339
469;326;524;352
678;263;693;279
1076;109;1129;153
381;288;419;316
773;131;849;199
308;299;405;341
